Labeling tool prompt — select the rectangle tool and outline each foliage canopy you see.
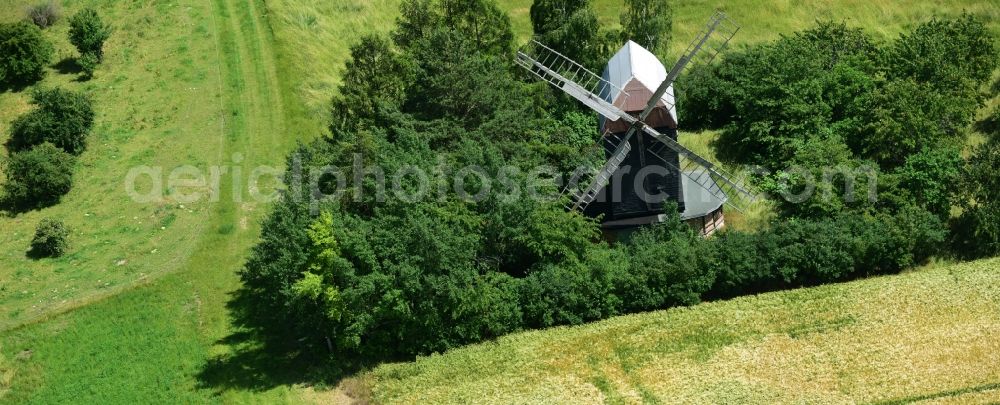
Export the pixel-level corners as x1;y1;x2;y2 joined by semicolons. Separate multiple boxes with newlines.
0;21;54;86
2;143;76;211
7;88;95;155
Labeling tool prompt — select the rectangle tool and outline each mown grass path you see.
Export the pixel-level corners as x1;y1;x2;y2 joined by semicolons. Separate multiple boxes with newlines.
0;0;304;402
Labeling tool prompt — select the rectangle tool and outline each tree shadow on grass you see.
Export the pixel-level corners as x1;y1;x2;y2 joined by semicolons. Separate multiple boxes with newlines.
974;108;998;139
53;58;94;82
195;288;366;395
54;57;81;75
0;79;34;94
0;194;63;217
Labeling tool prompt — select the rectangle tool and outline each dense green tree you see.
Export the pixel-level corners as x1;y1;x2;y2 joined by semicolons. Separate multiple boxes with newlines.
403;27;524;128
68;8;111;60
30;218;69;258
680;21;877;134
7;88;95;155
879;146;963;220
529;0;606;70
953;140;1000;258
2;143;75;210
330;35;413;132
851;79;975;168
0;21;54;86
240;3;965;368
395;0;513;56
440;0;514;55
620;0;672;55
884;14;996;92
681;18;989;224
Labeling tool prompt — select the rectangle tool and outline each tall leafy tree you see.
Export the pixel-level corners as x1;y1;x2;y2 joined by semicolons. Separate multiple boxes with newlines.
953;139;1000;258
68;8;111;60
620;0;673;55
330;35;413;133
0;21;54;85
529;0;605;70
7;88;96;155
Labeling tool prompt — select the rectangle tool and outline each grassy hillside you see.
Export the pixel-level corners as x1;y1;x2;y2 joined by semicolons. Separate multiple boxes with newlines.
357;258;1000;404
0;0;305;401
0;0;232;330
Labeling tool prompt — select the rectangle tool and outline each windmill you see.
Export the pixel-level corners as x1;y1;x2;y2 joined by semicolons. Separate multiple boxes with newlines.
515;11;755;235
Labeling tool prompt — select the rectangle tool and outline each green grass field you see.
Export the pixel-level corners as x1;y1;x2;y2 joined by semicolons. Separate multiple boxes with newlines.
0;0;304;401
360;258;1000;404
0;0;997;403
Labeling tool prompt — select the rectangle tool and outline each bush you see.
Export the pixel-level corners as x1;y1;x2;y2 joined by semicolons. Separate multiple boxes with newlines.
709;210;945;298
77;52;98;79
30;218;69;258
952;140;1000;258
520;247;626;327
622;221;716;310
26;1;60;29
68;8;111;60
883;14;996;91
7;88;95;155
706;230;781;298
0;21;54;86
2;143;76;210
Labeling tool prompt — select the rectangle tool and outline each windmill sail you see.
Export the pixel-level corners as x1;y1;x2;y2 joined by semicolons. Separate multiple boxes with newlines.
565;130;634;211
516;12;754;212
642;125;755;208
515;41;633;122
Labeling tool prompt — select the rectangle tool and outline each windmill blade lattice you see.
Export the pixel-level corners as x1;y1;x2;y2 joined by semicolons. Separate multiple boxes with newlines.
640;11;741;120
641;125;756;212
515;41;633;122
562;128;636;211
516;11;754;214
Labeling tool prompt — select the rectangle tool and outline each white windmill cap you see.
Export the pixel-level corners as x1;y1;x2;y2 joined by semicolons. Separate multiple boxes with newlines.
600;40;678;125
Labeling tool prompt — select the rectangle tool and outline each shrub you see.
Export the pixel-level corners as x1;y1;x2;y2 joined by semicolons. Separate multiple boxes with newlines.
30;218;69;258
706;230;781;298
7;88;95;155
520;247;626;327
77;52;98;79
952;140;1000;258
26;1;60;29
620;215;717;310
883;14;996;91
0;21;54;85
68;8;111;60
709;210;945;298
2;143;76;210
